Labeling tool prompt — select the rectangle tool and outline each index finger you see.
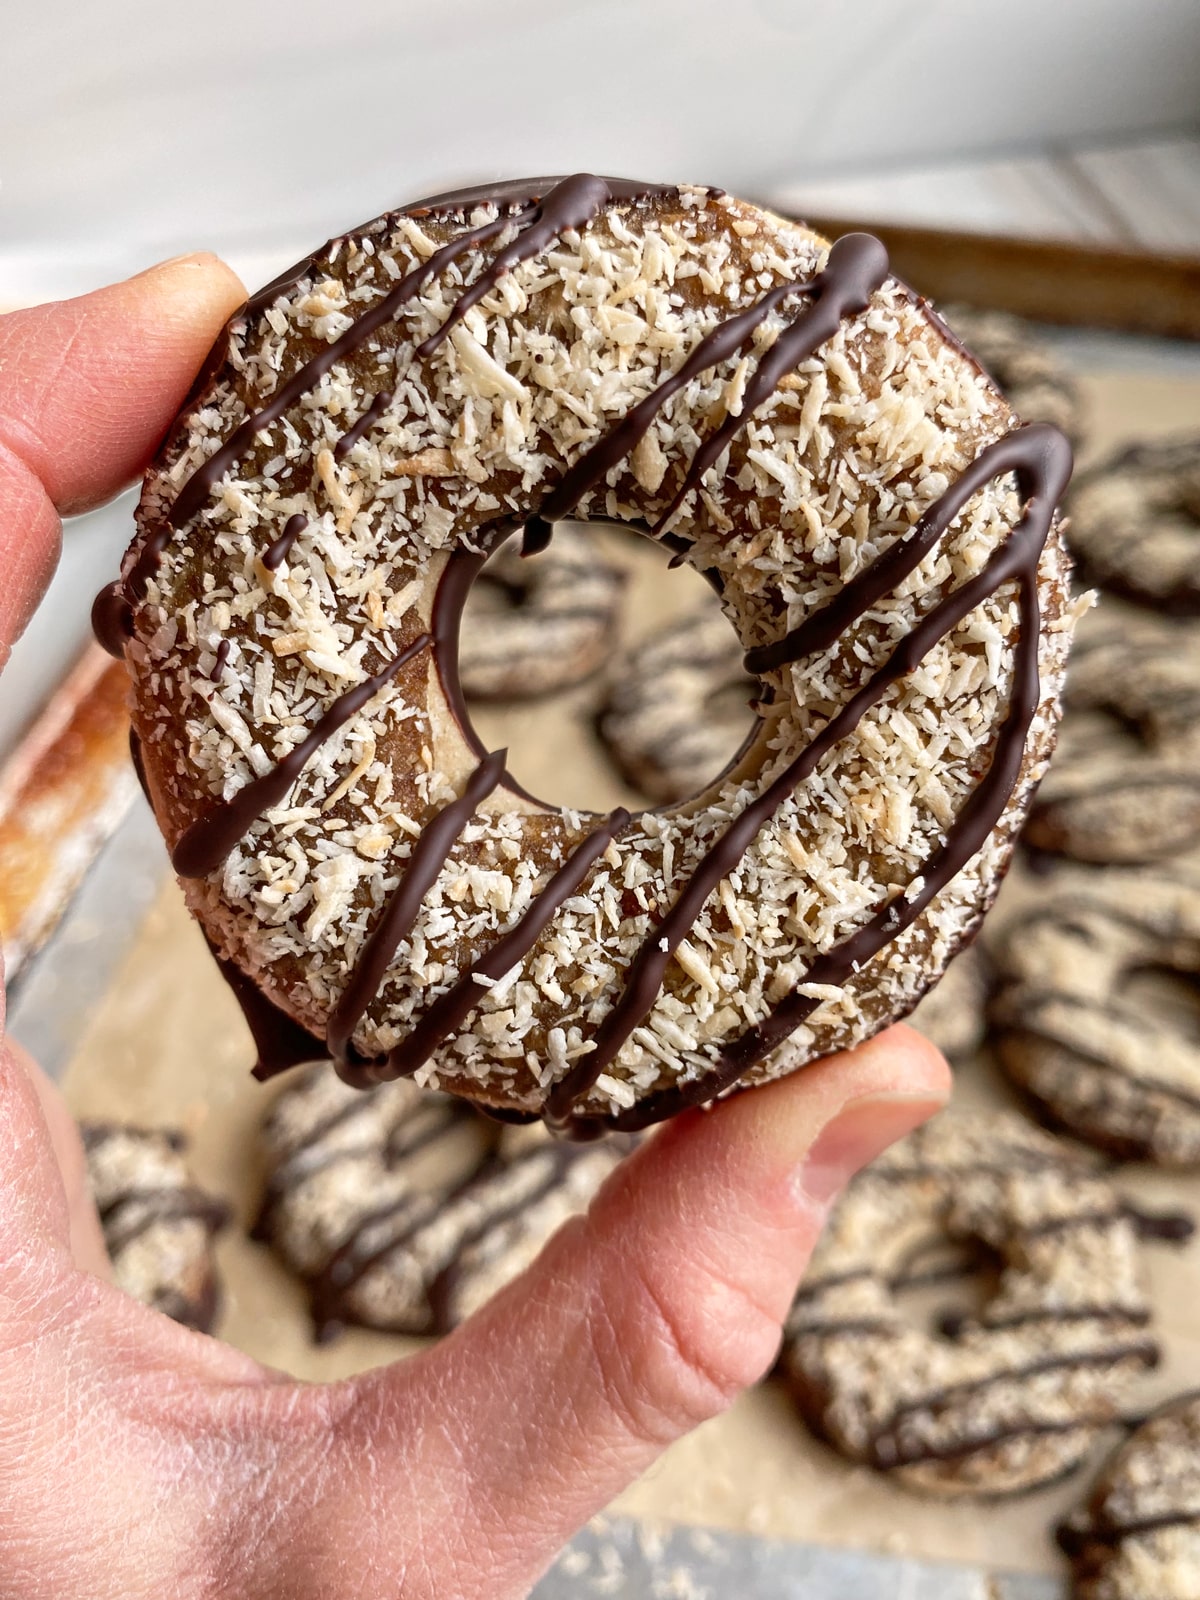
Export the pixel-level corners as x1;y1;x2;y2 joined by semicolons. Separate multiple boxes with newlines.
0;254;245;660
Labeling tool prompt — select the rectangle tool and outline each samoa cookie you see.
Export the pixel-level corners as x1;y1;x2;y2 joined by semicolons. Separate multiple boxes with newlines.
989;868;1200;1165
95;175;1077;1131
1067;437;1200;615
83;1123;230;1332
781;1108;1177;1497
596;604;757;805
1024;600;1200;866
1058;1391;1200;1599
253;1063;628;1340
458;523;625;700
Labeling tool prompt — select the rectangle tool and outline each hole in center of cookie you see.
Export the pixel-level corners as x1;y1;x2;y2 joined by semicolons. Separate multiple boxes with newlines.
460;521;760;813
891;1237;1003;1342
1122;963;1200;1042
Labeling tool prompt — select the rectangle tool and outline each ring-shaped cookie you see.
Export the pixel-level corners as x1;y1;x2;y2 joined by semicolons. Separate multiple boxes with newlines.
95;175;1074;1131
1068;438;1200;615
783;1110;1163;1497
990;873;1200;1164
1024;604;1200;865
458;524;625;700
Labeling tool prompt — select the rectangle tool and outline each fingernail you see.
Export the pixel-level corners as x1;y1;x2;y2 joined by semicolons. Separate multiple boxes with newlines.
136;252;219;278
799;1093;944;1209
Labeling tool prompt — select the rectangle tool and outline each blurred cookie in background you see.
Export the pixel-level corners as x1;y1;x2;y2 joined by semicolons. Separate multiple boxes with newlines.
597;606;758;805
1023;600;1200;867
782;1107;1167;1498
255;1064;631;1341
989;867;1200;1165
459;525;626;701
906;945;989;1061
83;1123;230;1332
1058;1390;1200;1599
1068;437;1200;615
939;306;1086;447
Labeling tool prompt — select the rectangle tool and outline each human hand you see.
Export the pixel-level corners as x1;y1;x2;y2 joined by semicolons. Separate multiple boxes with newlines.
0;261;950;1600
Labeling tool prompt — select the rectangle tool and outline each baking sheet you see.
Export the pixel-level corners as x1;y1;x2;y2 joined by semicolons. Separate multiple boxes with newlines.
21;352;1200;1588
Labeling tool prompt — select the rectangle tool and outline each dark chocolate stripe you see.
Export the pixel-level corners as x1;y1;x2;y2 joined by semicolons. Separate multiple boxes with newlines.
416;173;631;358
524;235;886;558
381;808;632;1081
308;1155;506;1340
744;424;1065;673
1058;1506;1200;1555
163;209;520;537
873;1408;1126;1472
647;233;889;538
263;1095;467;1205
102;1186;230;1255
308;1189;446;1342
999;993;1200;1118
262;513;308;571
326;749;508;1066
334;390;394;461
948;1305;1152;1336
551;423;1071;1129
875;1341;1160;1446
92;582;133;659
210;639;232;681
255;1097;479;1243
523;269;822;547
172;633;431;878
425;1149;580;1333
205;936;328;1083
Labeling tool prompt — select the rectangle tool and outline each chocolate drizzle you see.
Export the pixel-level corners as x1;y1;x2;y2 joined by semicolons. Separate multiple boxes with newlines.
380;808;632;1082
96;174;1075;1126
522;233;887;554
172;633;432;878
206;936;328;1081
164;212;518;535
326;749;508;1070
100;1185;231;1255
647;234;889;540
552;422;1073;1130
416;173;625;358
1058;1506;1200;1556
262;513;308;571
333;392;393;462
92;582;133;659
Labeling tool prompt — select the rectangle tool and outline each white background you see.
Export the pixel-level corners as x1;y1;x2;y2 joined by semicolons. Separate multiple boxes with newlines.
2;0;1198;757
3;0;1200;299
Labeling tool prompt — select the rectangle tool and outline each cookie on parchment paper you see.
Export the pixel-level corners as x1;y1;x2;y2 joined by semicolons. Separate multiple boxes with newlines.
1023;602;1200;867
1058;1391;1200;1599
989;868;1200;1165
254;1064;630;1341
460;524;625;701
596;605;757;805
83;1123;230;1333
782;1109;1172;1497
1067;437;1200;616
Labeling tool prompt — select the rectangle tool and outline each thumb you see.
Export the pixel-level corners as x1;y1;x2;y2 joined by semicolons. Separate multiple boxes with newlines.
300;1025;950;1599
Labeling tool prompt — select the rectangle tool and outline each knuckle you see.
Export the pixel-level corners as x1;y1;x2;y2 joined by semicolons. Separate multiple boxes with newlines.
591;1246;783;1448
